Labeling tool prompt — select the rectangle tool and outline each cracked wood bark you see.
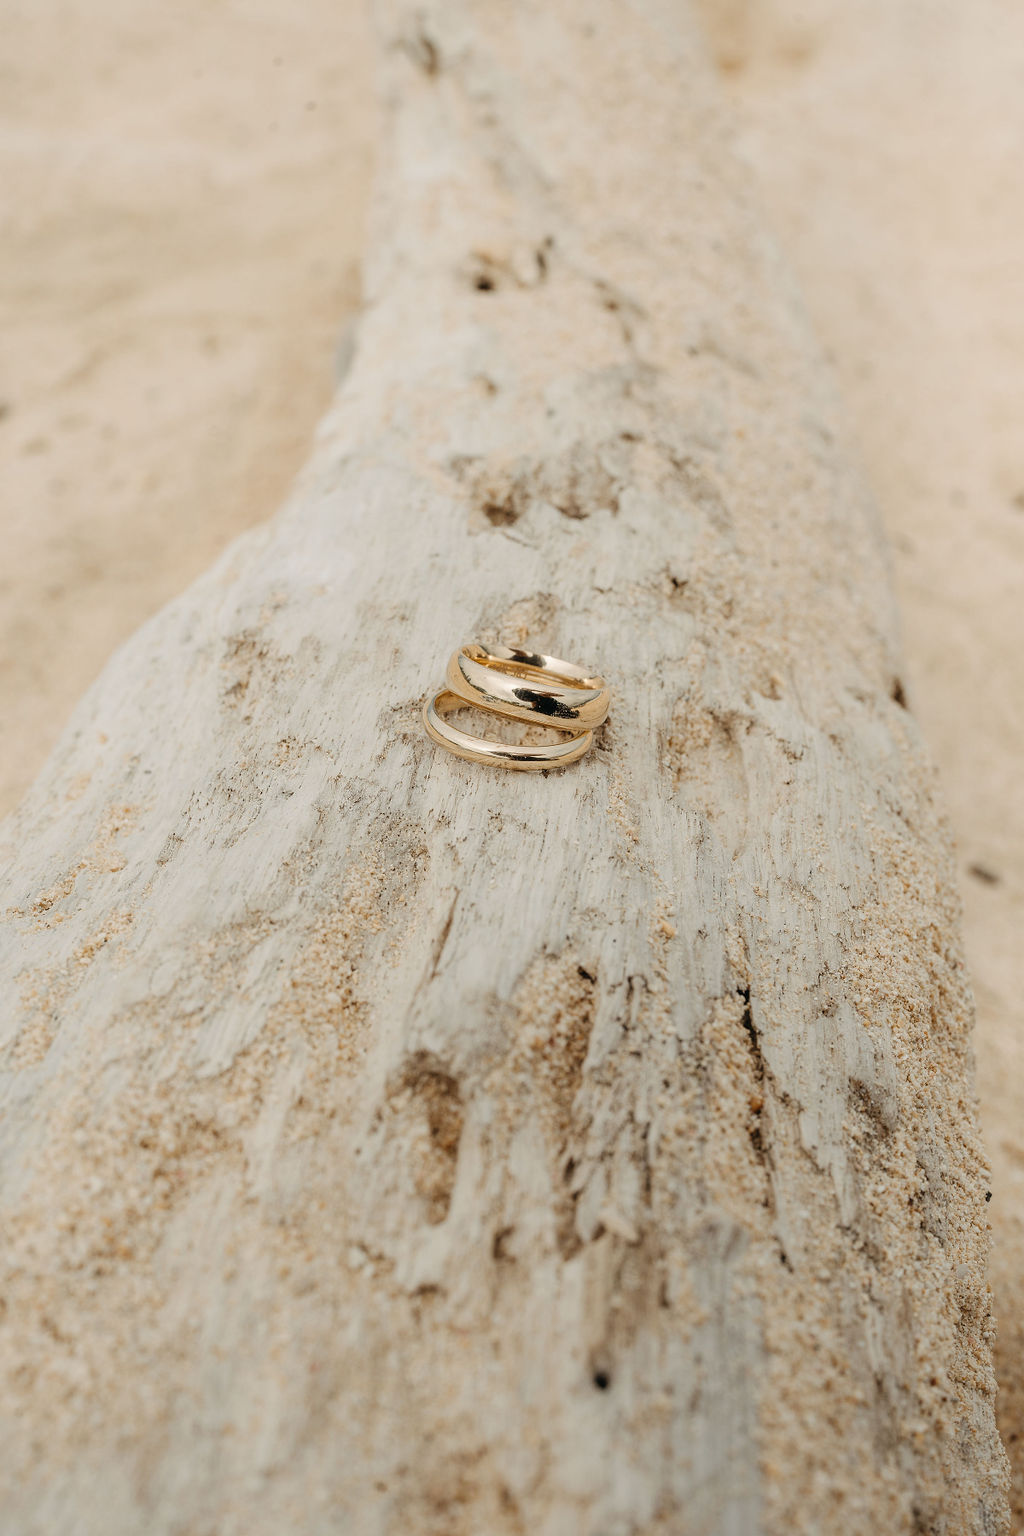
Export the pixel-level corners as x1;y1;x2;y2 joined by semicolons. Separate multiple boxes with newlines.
0;2;1009;1533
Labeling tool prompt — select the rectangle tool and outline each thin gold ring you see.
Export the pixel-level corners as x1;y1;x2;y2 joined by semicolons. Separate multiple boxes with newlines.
445;642;610;729
423;690;594;771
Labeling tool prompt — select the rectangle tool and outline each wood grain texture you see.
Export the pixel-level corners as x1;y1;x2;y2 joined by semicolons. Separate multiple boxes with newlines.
0;1;1008;1531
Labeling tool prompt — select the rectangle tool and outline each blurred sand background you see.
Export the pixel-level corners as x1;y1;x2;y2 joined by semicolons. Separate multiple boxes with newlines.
0;0;375;814
1;0;1021;1520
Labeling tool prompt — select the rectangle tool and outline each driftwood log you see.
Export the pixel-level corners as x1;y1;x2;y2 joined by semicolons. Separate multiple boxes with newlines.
0;1;1009;1531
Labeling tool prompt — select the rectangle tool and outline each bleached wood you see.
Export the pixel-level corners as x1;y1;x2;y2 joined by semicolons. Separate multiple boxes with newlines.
0;1;1008;1531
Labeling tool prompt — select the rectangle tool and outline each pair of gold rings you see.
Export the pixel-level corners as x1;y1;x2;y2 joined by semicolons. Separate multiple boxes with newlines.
423;642;610;771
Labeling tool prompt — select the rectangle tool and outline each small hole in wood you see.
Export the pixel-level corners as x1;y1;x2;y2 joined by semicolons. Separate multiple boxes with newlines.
482;499;518;526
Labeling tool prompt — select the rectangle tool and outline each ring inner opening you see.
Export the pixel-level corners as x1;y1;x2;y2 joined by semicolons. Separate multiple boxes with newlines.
442;698;584;747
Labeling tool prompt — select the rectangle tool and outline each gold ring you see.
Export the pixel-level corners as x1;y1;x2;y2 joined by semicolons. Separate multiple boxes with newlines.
423;690;595;771
445;642;610;729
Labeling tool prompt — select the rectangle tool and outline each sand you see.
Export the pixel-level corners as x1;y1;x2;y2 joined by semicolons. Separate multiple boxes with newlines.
695;1;1024;1517
0;0;375;813
2;0;1022;1520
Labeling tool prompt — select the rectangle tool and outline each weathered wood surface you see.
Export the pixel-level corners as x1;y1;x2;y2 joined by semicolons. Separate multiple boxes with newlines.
0;1;1008;1531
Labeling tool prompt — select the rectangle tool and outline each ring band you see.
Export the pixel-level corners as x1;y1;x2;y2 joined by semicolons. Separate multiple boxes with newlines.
445;642;610;730
423;690;594;771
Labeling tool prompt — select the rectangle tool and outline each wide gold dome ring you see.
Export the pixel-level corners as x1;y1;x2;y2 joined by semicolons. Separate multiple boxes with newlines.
445;642;610;729
422;642;608;772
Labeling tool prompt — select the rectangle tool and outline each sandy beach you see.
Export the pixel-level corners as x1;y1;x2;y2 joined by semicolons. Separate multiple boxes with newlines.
700;1;1024;1514
0;0;375;812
